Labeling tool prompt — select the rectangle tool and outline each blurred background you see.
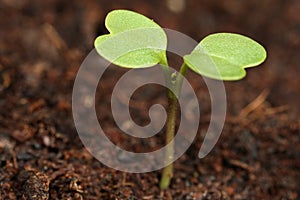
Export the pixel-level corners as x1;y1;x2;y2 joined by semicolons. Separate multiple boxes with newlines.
0;0;299;199
1;0;299;114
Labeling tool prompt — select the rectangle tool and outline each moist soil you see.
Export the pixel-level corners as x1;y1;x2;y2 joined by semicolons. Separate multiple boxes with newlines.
0;0;299;199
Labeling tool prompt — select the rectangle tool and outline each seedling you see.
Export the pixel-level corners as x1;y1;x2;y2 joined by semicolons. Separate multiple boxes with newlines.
94;10;267;189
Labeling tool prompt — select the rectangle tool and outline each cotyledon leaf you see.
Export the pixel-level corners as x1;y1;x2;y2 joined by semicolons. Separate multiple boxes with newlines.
183;33;267;80
94;10;167;68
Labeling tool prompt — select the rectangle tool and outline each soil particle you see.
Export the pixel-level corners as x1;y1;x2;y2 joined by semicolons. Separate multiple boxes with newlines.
17;169;50;200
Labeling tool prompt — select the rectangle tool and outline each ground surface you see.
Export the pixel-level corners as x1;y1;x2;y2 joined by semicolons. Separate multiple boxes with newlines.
0;0;299;199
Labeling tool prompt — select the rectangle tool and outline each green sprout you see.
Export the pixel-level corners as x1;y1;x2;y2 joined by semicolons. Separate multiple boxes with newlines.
94;9;267;189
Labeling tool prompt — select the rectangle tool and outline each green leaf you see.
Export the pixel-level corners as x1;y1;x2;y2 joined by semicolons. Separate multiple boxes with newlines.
183;33;267;80
94;10;167;68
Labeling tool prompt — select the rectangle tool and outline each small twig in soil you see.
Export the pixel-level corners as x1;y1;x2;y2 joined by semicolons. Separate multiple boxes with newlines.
1;71;11;89
43;23;67;51
228;159;255;172
239;89;269;118
112;173;136;188
142;195;155;200
264;105;289;115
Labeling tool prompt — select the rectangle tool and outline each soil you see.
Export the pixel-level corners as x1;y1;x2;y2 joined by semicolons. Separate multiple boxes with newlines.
0;0;299;199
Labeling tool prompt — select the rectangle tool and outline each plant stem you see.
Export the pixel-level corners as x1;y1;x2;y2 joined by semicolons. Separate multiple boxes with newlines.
159;63;188;189
159;91;177;189
177;63;188;93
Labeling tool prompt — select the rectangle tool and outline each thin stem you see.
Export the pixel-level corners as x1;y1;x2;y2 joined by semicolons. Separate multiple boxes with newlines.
159;63;188;189
159;53;171;88
176;63;188;95
159;91;177;189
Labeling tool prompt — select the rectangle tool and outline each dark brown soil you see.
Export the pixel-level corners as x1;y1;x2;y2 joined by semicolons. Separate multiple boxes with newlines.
0;0;299;199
